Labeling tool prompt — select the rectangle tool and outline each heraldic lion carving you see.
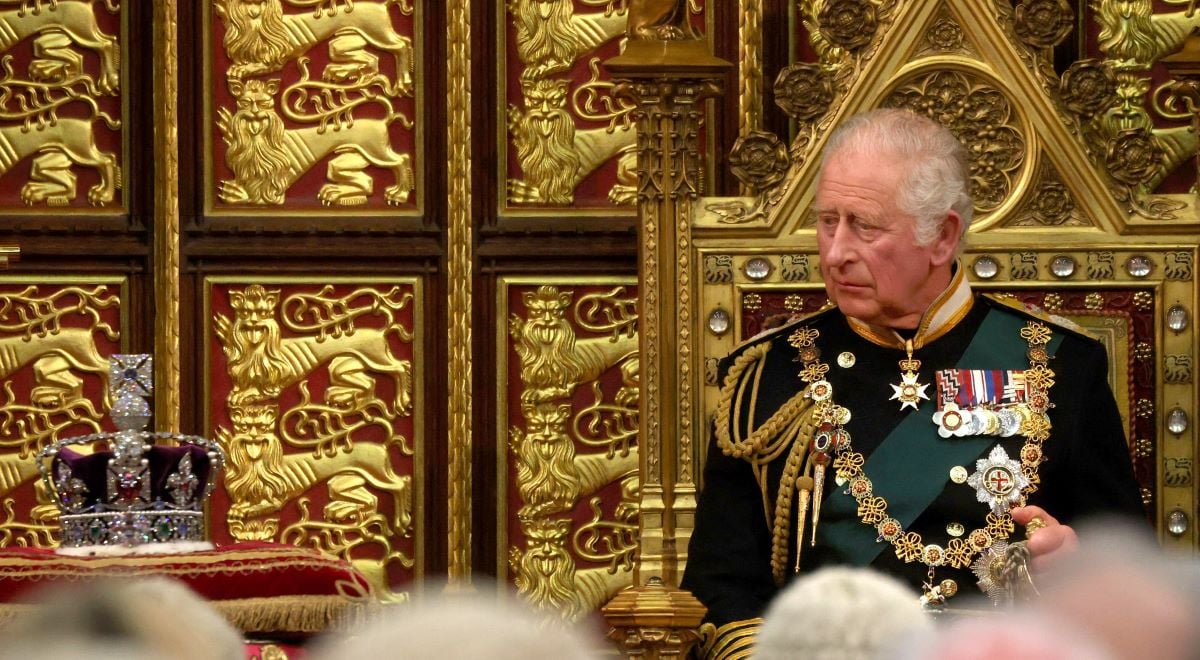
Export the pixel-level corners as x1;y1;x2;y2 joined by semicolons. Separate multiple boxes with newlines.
510;285;638;403
0;0;121;94
220;403;412;534
215;0;414;95
217;78;414;206
215;284;413;415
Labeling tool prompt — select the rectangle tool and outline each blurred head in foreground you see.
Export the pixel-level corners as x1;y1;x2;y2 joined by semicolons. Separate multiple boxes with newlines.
313;591;603;660
755;566;932;660
0;576;243;660
890;612;1116;660
1029;518;1200;660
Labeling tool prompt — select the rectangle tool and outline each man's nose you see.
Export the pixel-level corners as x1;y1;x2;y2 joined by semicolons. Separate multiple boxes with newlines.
823;221;854;267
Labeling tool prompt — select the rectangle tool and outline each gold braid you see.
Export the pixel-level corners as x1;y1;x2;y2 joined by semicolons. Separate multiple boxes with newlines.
768;408;818;585
714;339;820;584
715;342;814;459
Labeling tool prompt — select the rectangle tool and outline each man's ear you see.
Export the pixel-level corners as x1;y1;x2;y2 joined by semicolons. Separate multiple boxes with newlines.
930;211;964;267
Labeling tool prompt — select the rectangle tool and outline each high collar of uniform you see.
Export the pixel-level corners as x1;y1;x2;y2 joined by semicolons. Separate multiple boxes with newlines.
846;262;973;350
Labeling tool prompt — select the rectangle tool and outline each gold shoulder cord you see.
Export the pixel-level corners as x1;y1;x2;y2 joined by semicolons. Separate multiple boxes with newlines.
698;618;763;660
713;333;827;585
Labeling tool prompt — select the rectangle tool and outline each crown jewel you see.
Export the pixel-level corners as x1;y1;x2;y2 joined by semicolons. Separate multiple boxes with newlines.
40;355;224;551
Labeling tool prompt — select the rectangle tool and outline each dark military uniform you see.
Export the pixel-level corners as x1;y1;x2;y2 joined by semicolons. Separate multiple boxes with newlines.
682;275;1144;656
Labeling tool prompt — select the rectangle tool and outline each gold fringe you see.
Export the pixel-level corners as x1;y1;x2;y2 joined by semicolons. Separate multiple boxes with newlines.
0;596;375;636
213;595;376;633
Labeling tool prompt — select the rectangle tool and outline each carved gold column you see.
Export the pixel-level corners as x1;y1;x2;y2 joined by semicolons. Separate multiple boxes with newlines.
603;5;729;656
153;0;180;432
739;0;762;137
447;0;473;584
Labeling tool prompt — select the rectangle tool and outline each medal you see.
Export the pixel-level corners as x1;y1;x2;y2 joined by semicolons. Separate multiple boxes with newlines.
967;445;1030;515
890;339;929;411
932;402;973;438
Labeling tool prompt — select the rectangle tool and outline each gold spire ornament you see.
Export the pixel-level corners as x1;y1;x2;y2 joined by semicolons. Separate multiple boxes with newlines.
890;339;930;411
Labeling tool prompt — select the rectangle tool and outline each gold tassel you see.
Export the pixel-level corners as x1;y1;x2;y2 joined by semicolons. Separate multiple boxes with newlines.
793;476;813;572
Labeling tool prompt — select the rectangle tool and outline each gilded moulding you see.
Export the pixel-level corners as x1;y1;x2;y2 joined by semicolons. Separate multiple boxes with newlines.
203;0;424;217
0;275;128;547
738;0;763;141
497;277;640;622
154;0;181;431
447;0;473;586
0;0;125;213
202;276;424;602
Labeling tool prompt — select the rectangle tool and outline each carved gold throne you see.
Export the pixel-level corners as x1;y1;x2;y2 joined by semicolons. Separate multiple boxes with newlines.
603;1;1199;656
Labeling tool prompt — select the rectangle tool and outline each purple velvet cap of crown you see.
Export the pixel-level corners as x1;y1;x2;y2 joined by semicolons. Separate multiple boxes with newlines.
53;444;213;509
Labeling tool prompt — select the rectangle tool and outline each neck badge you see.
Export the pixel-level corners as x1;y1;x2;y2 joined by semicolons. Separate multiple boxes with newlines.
890;339;929;411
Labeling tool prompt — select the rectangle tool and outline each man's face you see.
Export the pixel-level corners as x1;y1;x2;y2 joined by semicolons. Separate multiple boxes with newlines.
815;149;956;329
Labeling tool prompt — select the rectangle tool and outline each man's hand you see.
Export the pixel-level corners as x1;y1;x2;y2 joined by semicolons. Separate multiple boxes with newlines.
1011;505;1078;571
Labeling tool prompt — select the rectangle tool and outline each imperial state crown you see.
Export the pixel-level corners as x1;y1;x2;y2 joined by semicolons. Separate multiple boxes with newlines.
39;355;224;552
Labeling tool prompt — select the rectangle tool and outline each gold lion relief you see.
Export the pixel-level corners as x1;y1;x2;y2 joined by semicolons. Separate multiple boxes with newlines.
214;284;413;415
509;284;639;403
511;401;639;519
507;78;637;205
0;2;123;207
216;78;414;206
0;284;118;540
0;0;121;94
510;516;632;622
215;0;414;95
507;0;627;80
1096;0;1200;69
219;403;412;535
0;117;121;207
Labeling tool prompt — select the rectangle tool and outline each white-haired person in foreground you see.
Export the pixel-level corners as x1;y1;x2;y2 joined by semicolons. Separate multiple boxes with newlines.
754;567;932;660
0;577;244;660
312;592;604;660
888;612;1116;660
1028;518;1200;660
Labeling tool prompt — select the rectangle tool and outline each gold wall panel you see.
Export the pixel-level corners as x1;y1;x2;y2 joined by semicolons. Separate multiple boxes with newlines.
498;277;640;621
203;276;424;601
0;0;125;213
0;275;127;546
203;0;423;216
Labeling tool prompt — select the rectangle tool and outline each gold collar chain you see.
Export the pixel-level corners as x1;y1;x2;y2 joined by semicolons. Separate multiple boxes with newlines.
790;320;1056;607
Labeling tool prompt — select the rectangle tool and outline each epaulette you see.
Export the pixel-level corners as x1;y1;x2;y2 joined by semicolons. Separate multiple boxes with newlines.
725;303;838;357
981;293;1099;342
697;618;762;660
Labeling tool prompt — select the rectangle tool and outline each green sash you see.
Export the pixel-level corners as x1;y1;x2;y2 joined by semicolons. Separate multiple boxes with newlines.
818;307;1064;567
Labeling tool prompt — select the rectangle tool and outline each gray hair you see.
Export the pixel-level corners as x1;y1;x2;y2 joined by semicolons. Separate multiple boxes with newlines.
756;567;931;660
820;108;973;247
312;592;603;660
